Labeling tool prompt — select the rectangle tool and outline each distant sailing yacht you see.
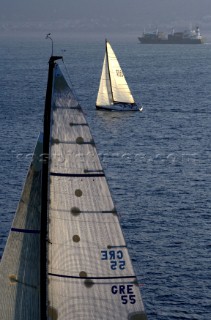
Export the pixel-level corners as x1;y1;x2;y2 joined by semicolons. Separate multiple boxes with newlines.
96;40;143;111
0;49;147;318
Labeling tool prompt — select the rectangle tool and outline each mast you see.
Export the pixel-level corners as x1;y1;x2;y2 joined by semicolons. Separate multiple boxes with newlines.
105;39;115;103
40;55;62;319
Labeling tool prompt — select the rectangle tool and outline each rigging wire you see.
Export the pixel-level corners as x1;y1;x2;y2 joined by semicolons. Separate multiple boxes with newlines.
62;58;81;106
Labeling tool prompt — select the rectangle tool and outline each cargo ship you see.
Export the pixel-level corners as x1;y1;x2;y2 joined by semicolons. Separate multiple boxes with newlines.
138;26;205;44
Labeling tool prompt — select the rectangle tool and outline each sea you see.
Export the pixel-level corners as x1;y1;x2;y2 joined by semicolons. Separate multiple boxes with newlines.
0;34;211;320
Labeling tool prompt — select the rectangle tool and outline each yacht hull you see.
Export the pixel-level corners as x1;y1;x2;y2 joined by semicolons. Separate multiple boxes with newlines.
96;104;143;112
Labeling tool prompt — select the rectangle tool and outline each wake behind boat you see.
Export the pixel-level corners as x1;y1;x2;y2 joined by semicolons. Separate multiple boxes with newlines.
96;40;143;111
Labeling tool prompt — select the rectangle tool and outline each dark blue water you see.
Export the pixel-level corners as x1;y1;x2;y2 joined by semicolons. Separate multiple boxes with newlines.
0;35;211;319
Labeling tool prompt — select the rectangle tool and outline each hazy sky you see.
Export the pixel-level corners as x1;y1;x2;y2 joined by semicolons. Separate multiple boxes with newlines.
1;0;211;35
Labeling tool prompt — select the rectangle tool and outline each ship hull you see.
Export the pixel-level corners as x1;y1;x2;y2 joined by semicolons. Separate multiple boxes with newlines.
138;37;204;44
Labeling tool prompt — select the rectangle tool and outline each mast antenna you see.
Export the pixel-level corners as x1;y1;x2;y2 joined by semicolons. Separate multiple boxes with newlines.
45;33;54;56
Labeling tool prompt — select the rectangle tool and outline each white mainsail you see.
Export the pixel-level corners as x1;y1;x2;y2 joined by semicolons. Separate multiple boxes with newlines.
106;42;135;104
48;63;147;319
0;133;42;319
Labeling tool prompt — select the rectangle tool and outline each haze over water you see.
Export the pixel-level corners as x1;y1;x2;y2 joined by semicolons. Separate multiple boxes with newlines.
1;0;211;40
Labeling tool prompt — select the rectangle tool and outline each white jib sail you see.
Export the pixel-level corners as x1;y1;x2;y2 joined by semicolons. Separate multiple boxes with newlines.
96;54;113;107
48;64;147;319
0;133;43;320
106;42;135;104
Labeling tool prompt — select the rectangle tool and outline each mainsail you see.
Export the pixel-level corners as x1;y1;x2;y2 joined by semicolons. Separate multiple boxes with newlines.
96;40;136;109
106;42;135;104
47;59;147;318
0;55;147;319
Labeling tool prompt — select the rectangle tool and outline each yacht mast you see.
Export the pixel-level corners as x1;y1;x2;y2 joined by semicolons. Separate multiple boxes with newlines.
105;39;114;103
40;55;62;319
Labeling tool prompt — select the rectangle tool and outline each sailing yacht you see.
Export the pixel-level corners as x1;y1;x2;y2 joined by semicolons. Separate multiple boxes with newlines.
0;54;147;319
96;40;143;111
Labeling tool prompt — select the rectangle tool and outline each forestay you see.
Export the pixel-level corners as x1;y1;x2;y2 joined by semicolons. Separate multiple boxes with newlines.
48;63;147;319
0;134;43;320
